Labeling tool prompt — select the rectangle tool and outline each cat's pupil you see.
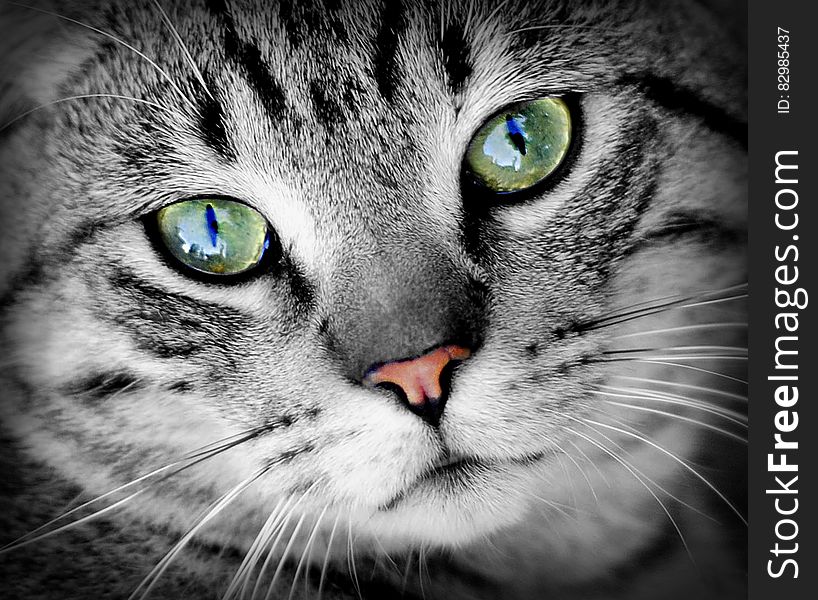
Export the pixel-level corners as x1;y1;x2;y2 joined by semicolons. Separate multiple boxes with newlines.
505;115;527;156
205;203;219;247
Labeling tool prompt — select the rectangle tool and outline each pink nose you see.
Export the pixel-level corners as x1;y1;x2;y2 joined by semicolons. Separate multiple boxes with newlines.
363;345;471;425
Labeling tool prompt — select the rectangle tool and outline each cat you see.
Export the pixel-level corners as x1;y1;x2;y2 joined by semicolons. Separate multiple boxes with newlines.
0;0;747;598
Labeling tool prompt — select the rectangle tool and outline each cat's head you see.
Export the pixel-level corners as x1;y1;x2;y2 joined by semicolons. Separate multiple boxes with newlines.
0;0;746;558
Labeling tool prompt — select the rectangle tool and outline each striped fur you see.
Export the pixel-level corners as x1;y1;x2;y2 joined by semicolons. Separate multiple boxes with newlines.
0;1;746;599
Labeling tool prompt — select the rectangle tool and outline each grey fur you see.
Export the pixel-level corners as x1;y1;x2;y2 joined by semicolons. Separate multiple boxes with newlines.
0;1;746;599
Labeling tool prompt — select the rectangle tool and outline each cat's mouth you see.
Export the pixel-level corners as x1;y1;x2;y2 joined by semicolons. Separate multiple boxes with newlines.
378;451;545;511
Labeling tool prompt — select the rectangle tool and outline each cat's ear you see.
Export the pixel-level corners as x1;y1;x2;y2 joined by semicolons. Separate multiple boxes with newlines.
0;1;96;128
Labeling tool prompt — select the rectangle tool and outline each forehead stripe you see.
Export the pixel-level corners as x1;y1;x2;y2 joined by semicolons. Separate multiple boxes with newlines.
372;0;405;102
205;0;289;123
440;21;473;95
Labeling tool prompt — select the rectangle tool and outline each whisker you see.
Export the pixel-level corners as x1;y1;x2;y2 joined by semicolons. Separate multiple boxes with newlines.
621;360;748;384
565;439;610;488
601;401;747;443
483;0;514;29
149;0;215;102
567;416;716;522
251;484;318;600
603;345;747;356
222;497;287;600
347;516;363;600
601;382;747;412
681;295;749;310
564;426;694;562
613;376;747;402
553;452;578;508
505;23;626;36
576;285;747;332
1;428;266;553
287;506;328;600
317;513;341;600
250;500;298;600
417;543;428;600
263;513;308;600
371;536;400;576
553;442;599;502
611;322;747;340
595;354;747;362
528;491;584;520
128;466;271;600
400;549;415;597
582;418;746;525
595;387;747;426
0;94;173;134
7;1;196;112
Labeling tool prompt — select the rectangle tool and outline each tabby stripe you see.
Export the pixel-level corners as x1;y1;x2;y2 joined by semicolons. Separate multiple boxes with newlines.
486;113;657;292
63;371;142;403
206;0;289;123
0;220;101;309
309;80;346;133
277;0;300;47
372;0;405;102
439;21;473;95
194;73;236;161
102;267;250;362
627;211;749;255
619;73;747;149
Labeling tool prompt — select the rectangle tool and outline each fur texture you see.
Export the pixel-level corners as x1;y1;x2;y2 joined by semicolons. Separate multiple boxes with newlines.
0;1;746;598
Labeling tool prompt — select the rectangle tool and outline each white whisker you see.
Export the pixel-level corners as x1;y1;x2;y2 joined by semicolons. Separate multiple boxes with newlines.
565;426;694;562
7;2;196;112
149;0;215;102
611;322;747;340
605;345;747;355
128;466;270;600
600;354;747;361
602;401;747;443
287;506;328;600
583;418;746;525
679;294;748;310
250;503;298;600
263;512;308;600
581;284;747;331
554;442;599;502
1;429;263;554
0;94;173;134
528;491;584;520
417;543;428;600
565;439;610;488
505;23;624;35
613;376;747;402
317;513;341;600
627;360;748;384
595;388;747;425
222;497;287;600
347;516;363;600
251;481;321;600
568;416;717;522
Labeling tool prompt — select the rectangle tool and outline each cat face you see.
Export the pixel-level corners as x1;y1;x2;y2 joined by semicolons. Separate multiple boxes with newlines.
0;0;746;592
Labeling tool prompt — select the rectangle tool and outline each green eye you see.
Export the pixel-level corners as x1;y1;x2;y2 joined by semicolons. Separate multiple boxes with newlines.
156;198;271;276
464;97;572;194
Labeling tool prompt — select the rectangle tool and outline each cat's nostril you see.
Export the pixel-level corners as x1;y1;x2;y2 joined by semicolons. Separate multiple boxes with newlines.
363;344;471;426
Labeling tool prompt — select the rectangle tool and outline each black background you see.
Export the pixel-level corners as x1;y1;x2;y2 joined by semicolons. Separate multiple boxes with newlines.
748;2;817;598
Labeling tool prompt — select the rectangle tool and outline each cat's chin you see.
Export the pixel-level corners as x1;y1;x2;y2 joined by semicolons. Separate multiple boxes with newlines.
355;456;544;549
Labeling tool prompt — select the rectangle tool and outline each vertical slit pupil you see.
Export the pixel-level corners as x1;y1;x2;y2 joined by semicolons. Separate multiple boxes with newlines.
505;115;527;156
205;204;219;247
